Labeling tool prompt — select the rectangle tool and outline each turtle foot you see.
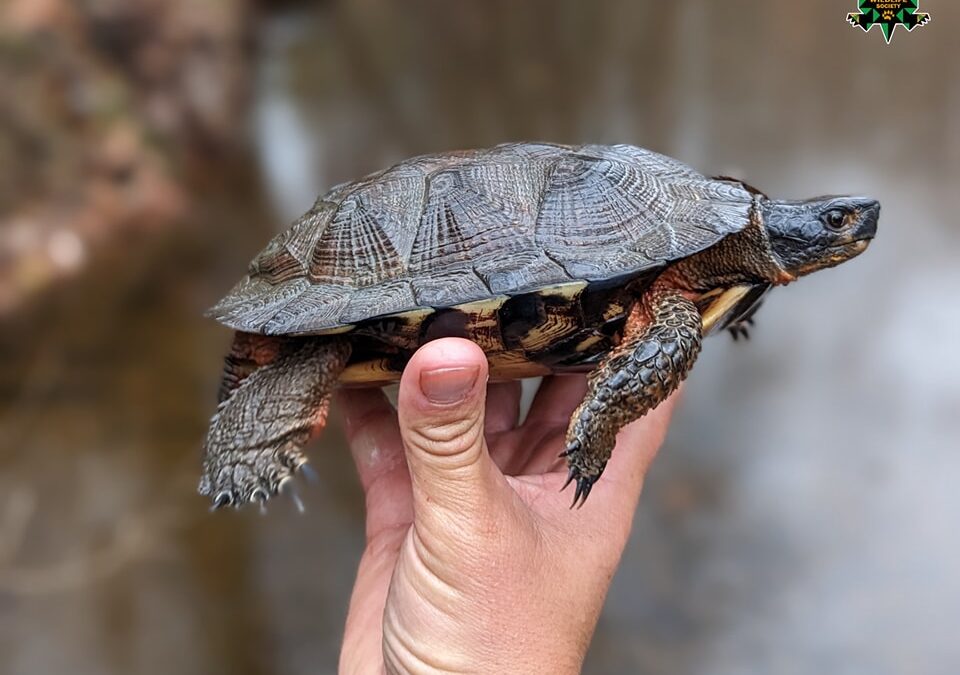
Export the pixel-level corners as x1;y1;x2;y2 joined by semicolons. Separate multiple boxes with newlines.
728;317;753;341
561;466;598;509
560;444;602;508
727;316;755;341
199;441;309;511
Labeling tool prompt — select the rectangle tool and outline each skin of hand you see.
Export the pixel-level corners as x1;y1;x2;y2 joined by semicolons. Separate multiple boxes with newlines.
336;338;679;674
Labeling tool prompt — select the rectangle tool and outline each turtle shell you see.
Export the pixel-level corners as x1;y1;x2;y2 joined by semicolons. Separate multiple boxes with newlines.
208;143;755;336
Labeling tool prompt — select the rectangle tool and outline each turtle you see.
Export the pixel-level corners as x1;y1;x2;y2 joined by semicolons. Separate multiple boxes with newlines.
199;142;879;509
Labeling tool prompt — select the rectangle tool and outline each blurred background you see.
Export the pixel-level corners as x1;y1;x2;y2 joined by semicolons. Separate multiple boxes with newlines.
1;1;957;673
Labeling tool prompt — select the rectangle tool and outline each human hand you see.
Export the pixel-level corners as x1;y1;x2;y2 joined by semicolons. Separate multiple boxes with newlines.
337;338;679;674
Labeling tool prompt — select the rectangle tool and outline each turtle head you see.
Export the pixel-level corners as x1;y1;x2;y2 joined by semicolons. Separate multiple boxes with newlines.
762;196;879;281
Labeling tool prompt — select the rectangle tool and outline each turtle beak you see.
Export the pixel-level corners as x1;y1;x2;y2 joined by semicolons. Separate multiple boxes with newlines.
831;197;879;262
853;198;880;242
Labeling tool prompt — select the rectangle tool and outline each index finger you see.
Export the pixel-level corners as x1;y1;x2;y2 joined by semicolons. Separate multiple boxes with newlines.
337;388;405;491
594;389;682;508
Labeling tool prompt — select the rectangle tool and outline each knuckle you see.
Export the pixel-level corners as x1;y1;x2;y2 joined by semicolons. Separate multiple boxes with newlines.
406;411;484;458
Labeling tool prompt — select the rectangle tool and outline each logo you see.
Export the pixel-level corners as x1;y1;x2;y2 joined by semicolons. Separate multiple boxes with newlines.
847;1;930;43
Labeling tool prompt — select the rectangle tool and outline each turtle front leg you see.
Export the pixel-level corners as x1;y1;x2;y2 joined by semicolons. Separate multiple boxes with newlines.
199;338;351;509
562;288;702;506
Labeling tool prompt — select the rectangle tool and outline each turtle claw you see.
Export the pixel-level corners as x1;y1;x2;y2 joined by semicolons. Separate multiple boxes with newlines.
299;462;319;483
559;462;598;508
252;487;269;515
728;314;756;341
280;478;305;514
561;466;577;490
211;491;233;511
571;477;594;509
201;444;317;512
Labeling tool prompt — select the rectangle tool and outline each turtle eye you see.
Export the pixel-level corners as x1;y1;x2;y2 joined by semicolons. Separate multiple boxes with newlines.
822;209;847;231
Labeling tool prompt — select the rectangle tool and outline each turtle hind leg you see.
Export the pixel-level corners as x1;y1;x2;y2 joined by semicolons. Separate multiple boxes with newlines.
562;288;702;507
200;338;351;509
217;331;288;403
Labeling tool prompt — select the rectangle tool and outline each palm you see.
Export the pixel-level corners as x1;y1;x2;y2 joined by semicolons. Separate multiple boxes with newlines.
337;373;671;670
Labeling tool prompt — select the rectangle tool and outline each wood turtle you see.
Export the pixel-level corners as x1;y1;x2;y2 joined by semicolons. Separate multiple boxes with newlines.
199;142;879;508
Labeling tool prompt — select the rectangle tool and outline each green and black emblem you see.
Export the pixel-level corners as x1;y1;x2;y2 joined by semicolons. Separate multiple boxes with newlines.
847;1;930;43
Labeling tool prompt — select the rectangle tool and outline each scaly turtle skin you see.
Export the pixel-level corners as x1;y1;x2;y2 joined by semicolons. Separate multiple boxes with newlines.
199;143;879;509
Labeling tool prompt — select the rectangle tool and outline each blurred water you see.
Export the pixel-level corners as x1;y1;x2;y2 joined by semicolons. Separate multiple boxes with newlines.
1;1;958;674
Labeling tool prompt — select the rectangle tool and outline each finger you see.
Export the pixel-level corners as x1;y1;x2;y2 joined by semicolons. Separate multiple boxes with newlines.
484;380;522;436
396;338;508;519
514;390;683;543
524;374;588;427
338;388;404;491
515;374;589;473
341;532;403;675
543;391;682;549
516;426;569;476
338;388;413;538
595;389;682;507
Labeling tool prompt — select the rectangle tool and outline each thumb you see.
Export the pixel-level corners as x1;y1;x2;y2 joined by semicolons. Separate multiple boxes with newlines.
397;338;505;519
